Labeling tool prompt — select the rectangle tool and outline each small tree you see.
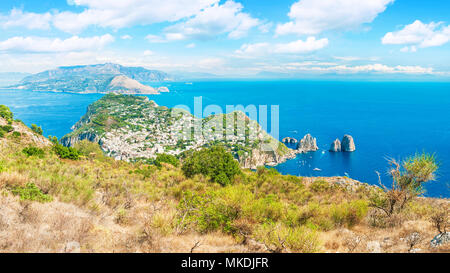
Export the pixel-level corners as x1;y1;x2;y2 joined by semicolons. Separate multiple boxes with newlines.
430;208;448;234
370;153;438;216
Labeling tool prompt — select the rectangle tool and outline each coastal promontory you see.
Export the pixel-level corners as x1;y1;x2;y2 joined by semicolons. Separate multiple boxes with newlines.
60;94;295;169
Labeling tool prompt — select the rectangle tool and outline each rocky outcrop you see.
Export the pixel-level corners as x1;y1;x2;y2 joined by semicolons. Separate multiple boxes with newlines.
341;135;356;152
282;137;298;144
297;134;318;153
108;75;160;94
329;139;341;152
60;131;100;147
430;232;450;248
240;148;297;169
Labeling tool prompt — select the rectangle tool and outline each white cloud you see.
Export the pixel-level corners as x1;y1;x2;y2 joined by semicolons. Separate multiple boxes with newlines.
235;37;328;57
0;8;52;30
274;37;329;53
235;42;271;56
143;50;154;56
258;22;273;33
186;43;196;48
276;0;394;35
324;64;433;74
198;57;225;68
382;20;450;50
145;34;168;43
51;0;219;33
0;34;114;53
164;1;259;40
121;35;132;40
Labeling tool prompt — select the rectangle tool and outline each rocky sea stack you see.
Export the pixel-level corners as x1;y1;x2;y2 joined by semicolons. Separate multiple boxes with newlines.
341;134;356;152
297;134;319;153
329;138;341;152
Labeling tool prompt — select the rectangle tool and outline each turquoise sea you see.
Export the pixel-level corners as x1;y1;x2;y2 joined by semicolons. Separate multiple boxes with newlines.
1;80;449;197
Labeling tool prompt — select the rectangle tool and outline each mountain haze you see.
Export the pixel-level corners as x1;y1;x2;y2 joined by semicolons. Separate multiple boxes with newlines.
10;63;172;94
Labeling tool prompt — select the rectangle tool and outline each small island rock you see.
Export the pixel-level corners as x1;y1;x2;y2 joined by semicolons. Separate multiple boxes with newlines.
329;139;341;152
341;135;356;152
297;134;319;153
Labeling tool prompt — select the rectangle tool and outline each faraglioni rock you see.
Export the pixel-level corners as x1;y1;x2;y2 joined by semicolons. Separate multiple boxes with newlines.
329;138;341;152
297;134;319;153
341;135;356;152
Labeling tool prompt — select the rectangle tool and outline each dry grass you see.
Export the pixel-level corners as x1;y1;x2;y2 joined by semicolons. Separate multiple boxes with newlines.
0;117;449;253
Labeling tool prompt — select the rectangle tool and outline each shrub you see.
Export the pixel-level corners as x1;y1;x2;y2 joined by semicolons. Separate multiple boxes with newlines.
48;135;58;144
255;223;321;253
154;153;179;168
0;105;13;124
176;191;239;234
370;152;438;216
53;144;80;160
31;124;43;135
0;130;4;138
182;146;241;186
12;131;21;138
0;160;5;173
310;179;333;193
10;183;53;203
331;200;368;228
0;125;13;133
73;140;104;159
22;147;45;158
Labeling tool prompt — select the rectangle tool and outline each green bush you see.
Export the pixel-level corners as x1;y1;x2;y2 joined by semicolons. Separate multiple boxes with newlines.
73;140;104;159
177;191;239;234
53;144;80;160
310;179;333;193
12;131;21;138
331;200;368;228
0;160;5;173
31;124;43;135
0;130;4;138
0;125;13;133
11;183;53;203
0;105;13;124
182;146;241;186
22;147;45;158
154;153;179;168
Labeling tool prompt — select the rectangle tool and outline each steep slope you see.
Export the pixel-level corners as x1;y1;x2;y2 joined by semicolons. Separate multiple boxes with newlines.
60;94;295;168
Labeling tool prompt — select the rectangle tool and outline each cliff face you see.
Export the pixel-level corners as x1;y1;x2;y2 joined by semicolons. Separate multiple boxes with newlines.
61;94;293;168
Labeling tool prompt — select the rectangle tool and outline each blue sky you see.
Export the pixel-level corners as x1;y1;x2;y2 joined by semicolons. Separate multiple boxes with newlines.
0;0;449;78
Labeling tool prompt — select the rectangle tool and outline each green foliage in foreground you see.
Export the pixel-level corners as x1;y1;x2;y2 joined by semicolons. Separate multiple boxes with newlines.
370;152;438;216
0;105;13;124
11;183;53;203
182;146;241;186
0;125;14;138
22;147;45;158
53;143;81;160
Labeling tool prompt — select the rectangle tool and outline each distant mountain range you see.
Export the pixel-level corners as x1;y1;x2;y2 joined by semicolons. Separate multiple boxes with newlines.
7;63;173;94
